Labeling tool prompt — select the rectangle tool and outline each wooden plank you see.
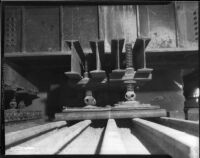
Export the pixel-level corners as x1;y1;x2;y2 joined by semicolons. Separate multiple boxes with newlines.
6;127;60;154
56;110;110;121
119;128;150;154
6;120;91;155
55;108;167;121
132;118;199;158
100;119;126;154
5;121;67;148
149;117;199;137
111;109;166;119
59;126;103;154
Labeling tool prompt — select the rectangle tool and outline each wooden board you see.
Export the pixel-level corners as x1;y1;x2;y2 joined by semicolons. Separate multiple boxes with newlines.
149;117;199;137
55;108;167;120
133;118;199;158
5;121;67;148
112;105;160;110
100;119;126;154
6;120;91;155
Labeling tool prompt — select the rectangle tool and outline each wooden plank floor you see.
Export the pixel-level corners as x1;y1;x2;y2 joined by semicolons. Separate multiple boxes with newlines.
132;118;199;158
5;118;199;157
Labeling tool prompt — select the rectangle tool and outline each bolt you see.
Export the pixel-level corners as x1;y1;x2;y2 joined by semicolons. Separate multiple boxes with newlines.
84;90;96;106
125;43;133;68
124;43;136;101
127;83;134;91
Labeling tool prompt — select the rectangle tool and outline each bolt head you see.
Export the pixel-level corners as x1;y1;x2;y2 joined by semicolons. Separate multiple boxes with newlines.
125;91;136;101
84;96;96;106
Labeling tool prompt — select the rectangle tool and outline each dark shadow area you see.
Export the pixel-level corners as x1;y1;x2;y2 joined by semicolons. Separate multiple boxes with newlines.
91;119;107;128
65;120;82;127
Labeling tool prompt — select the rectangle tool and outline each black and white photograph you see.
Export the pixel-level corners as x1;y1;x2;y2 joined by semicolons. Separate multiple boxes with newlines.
0;0;199;157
